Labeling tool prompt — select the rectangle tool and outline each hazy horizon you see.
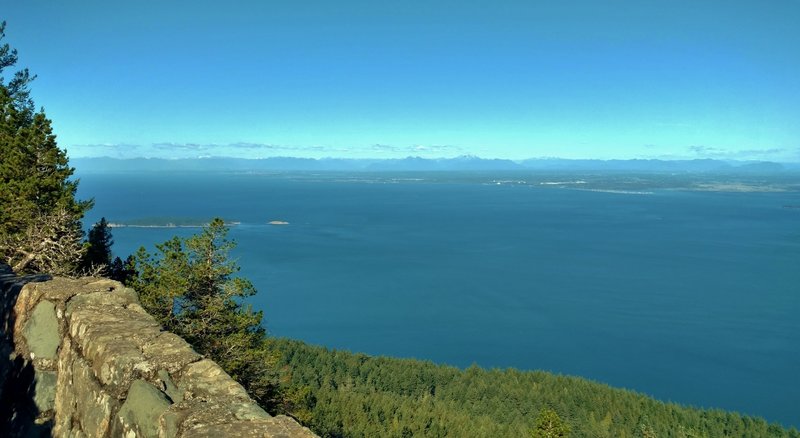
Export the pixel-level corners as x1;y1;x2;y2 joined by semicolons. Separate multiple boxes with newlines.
71;154;800;165
4;1;800;163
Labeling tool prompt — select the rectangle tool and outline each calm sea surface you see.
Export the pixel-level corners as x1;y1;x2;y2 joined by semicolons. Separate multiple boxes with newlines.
77;172;800;427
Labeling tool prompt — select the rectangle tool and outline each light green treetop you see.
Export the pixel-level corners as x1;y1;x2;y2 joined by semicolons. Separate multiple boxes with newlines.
128;218;280;410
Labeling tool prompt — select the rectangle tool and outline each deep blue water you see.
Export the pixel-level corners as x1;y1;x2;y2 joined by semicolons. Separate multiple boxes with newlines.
77;172;800;427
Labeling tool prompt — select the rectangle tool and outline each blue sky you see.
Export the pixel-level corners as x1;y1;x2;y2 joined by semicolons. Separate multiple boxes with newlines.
3;1;799;161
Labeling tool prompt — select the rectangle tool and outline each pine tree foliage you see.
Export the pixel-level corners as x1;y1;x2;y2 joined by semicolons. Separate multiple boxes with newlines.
0;21;35;116
127;218;281;411
80;217;114;274
269;338;800;438
0;21;91;274
108;254;136;283
531;408;570;438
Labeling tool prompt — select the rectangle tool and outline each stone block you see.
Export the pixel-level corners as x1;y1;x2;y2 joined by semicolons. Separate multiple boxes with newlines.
53;336;76;436
141;332;201;375
113;379;172;438
22;300;60;360
33;370;57;412
66;285;139;310
158;410;179;438
66;294;163;395
180;415;317;438
177;359;250;400
157;369;183;404
160;396;271;437
83;278;124;293
70;356;115;437
14;278;84;329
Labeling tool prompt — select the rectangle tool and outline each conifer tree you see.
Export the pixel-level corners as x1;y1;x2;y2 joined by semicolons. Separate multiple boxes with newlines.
531;407;571;438
81;217;114;273
0;21;92;275
108;254;136;283
127;218;281;411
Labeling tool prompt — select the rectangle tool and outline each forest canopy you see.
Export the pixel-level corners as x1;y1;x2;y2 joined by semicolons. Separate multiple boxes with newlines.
268;338;799;438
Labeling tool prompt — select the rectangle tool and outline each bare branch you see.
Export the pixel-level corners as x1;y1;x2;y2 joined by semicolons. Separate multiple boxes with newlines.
0;208;85;276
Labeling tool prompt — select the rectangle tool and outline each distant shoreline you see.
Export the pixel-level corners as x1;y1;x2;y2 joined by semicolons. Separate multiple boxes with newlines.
107;224;202;228
107;221;241;228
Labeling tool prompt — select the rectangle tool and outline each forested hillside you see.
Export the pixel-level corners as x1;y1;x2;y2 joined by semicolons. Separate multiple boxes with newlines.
269;338;798;438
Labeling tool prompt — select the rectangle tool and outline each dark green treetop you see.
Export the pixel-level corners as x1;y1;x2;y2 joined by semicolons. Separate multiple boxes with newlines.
108;254;136;284
80;217;114;274
0;20;34;116
0;21;92;275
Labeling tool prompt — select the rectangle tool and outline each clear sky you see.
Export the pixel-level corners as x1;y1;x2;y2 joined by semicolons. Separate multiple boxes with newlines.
3;1;799;161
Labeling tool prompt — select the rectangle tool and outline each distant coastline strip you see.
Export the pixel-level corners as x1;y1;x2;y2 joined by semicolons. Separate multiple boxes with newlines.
574;188;654;195
107;221;241;228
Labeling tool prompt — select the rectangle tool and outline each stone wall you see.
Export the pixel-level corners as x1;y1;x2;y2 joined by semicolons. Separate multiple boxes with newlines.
0;265;316;437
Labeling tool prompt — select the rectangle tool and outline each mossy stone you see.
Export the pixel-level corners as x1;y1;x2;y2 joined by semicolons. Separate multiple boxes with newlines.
116;380;172;438
23;300;59;359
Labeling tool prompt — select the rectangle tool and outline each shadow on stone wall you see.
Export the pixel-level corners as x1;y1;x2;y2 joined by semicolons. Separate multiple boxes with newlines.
0;265;315;437
0;265;51;437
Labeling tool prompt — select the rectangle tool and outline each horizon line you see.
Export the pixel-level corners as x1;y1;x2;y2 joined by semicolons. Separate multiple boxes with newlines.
70;155;800;164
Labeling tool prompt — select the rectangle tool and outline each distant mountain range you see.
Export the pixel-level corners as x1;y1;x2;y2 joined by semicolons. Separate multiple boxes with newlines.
71;156;798;174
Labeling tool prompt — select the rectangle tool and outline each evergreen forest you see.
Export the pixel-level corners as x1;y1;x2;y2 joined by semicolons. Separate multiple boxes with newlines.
267;338;798;438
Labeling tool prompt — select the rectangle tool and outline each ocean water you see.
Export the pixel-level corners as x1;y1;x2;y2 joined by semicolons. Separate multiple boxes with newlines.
77;172;800;427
